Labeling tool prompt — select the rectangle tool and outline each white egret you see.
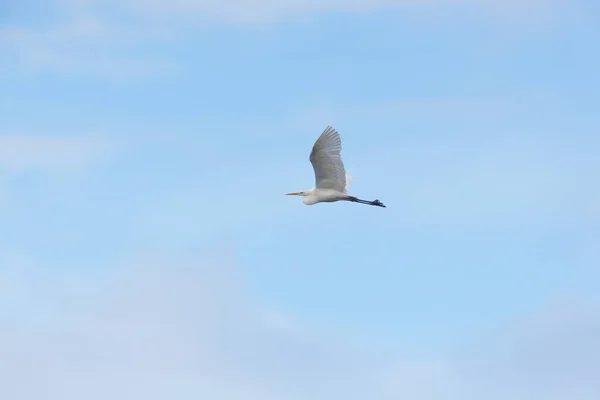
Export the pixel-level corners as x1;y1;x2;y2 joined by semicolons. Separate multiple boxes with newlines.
286;126;386;208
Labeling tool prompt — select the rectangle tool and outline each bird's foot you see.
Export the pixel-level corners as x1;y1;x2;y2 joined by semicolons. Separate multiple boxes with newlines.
372;199;386;208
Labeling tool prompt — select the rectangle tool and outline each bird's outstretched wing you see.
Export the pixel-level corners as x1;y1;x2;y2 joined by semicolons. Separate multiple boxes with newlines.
309;126;347;192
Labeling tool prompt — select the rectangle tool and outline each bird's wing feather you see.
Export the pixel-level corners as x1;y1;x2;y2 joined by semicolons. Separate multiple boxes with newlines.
344;173;353;192
309;126;347;191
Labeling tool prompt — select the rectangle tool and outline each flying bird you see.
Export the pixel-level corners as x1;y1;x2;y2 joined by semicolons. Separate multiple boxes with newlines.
286;126;386;208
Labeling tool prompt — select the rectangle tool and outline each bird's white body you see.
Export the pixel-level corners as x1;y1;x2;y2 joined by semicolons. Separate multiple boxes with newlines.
286;126;385;208
301;188;350;205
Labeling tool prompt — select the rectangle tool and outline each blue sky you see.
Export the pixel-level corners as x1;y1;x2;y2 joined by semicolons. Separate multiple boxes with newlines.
1;0;600;398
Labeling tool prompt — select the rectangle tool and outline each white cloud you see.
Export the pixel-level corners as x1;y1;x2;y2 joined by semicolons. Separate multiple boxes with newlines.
0;252;389;400
0;22;178;79
0;135;113;172
90;0;577;24
1;0;586;78
1;250;599;400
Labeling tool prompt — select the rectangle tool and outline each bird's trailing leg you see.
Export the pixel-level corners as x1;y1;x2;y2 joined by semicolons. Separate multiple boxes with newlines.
348;196;386;208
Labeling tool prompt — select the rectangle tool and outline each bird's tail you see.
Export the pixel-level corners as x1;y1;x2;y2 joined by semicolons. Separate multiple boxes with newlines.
344;173;353;193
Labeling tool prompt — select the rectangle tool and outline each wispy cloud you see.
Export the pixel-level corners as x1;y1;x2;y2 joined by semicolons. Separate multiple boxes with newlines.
1;0;588;78
0;135;113;172
94;0;580;24
0;21;178;79
1;251;598;400
0;251;388;400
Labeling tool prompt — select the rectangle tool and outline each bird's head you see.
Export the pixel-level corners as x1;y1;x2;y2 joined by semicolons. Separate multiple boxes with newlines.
286;188;315;197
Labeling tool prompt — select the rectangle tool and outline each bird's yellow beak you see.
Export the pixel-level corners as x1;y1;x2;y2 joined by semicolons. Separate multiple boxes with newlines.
286;192;301;196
